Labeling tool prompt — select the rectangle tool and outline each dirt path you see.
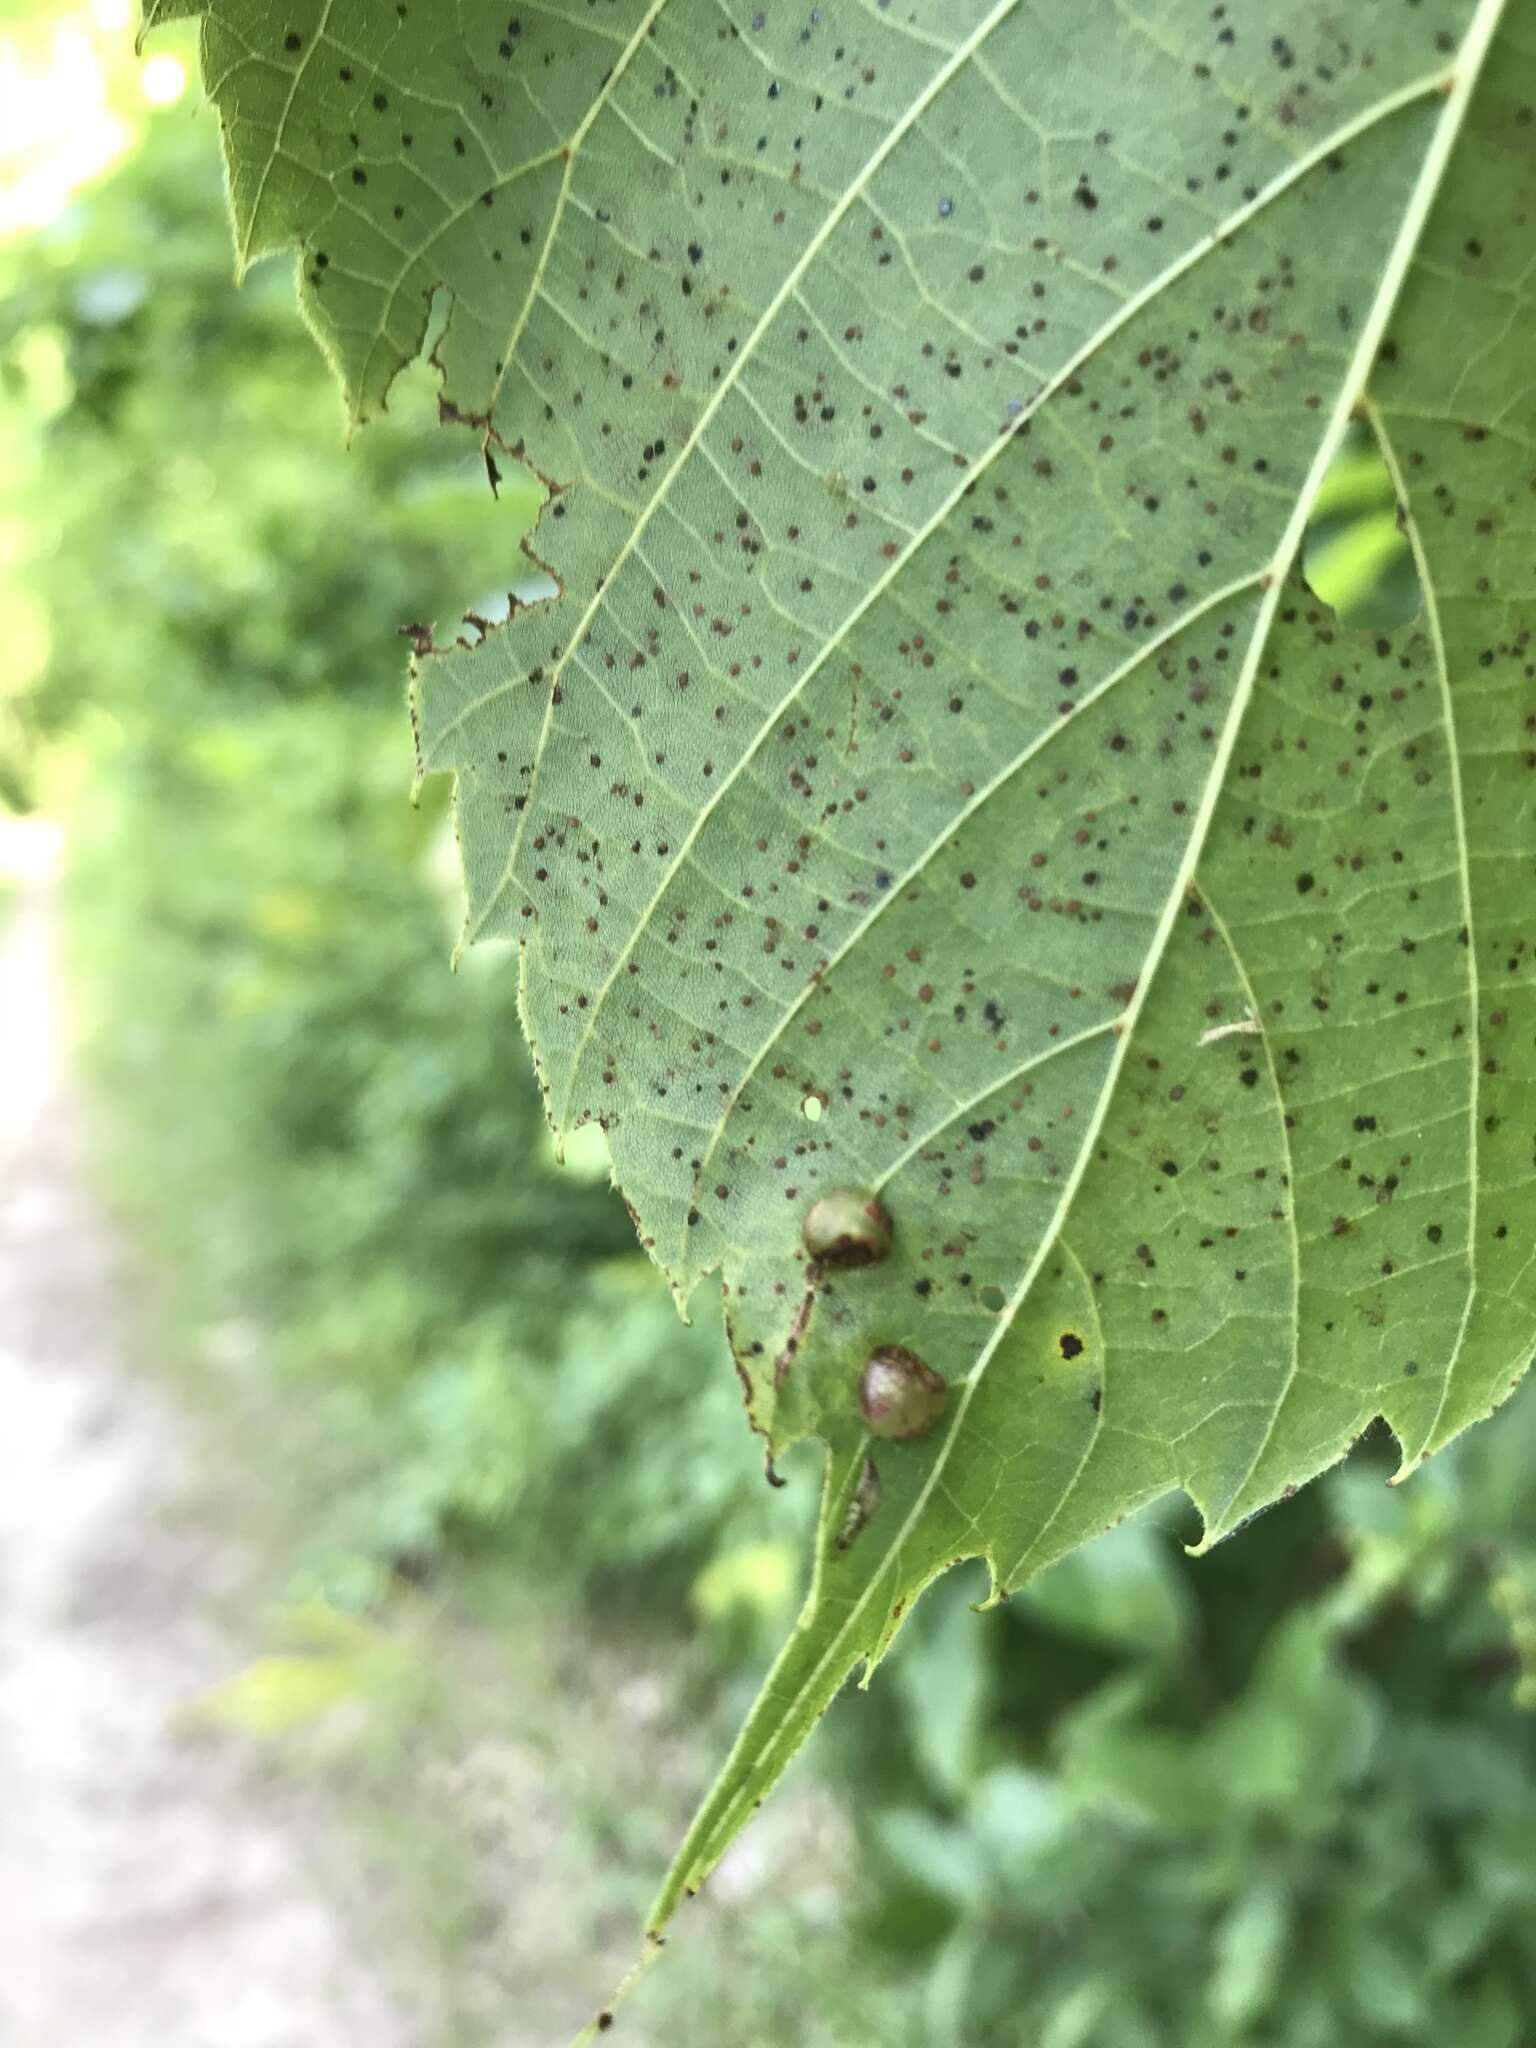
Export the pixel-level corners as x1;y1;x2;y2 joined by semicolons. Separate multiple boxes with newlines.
0;872;421;2048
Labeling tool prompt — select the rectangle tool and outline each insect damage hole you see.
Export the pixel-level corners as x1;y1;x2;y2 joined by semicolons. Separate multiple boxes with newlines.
1301;418;1421;632
801;1091;826;1122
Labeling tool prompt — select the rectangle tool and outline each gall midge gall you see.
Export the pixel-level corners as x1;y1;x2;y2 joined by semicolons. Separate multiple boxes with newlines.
801;1187;893;1267
858;1347;947;1440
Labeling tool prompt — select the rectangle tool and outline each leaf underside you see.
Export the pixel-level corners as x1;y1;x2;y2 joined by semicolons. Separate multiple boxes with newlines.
156;0;1535;1951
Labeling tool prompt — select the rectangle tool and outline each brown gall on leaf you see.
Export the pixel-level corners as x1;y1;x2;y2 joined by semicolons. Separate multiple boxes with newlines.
801;1186;893;1268
857;1347;947;1441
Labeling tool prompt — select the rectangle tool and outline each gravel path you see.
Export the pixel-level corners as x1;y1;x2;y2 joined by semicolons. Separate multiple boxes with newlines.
0;873;420;2048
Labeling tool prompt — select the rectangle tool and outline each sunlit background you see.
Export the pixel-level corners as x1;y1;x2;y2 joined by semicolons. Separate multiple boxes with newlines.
3;7;1535;2046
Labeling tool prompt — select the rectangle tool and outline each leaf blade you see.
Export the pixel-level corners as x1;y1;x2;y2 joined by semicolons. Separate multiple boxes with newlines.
155;0;1536;1978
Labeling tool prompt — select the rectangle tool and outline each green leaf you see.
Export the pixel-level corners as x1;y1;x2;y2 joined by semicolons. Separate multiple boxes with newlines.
1206;1609;1377;1818
890;1568;993;1796
1020;1509;1192;1660
919;1923;990;2046
872;1807;987;1912
156;0;1536;1991
967;1763;1062;1874
1208;1879;1290;2031
1340;1923;1430;2037
1054;1670;1213;1830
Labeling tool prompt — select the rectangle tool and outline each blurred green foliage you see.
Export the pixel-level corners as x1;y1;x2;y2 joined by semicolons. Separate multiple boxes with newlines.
64;696;810;1597
4;63;1535;2048
846;1429;1536;2047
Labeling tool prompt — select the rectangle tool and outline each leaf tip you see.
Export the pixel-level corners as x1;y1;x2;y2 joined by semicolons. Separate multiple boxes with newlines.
572;1930;666;2046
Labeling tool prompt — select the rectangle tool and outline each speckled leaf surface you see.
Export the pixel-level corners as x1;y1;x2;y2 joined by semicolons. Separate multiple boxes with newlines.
155;0;1535;1961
